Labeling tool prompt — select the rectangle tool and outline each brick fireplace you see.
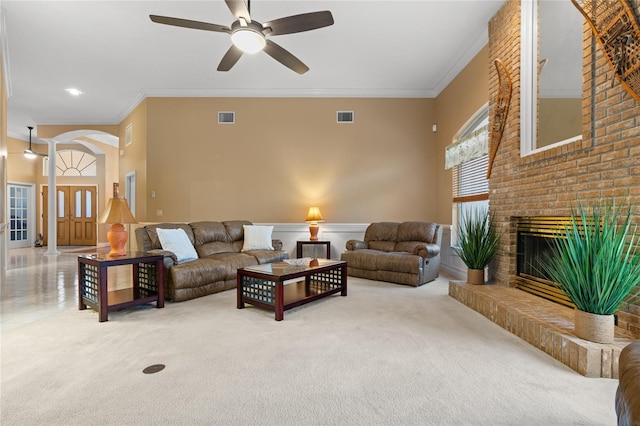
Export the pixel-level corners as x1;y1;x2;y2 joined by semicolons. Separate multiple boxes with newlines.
486;0;640;336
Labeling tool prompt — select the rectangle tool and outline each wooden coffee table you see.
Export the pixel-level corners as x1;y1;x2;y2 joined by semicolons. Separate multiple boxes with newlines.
237;259;347;321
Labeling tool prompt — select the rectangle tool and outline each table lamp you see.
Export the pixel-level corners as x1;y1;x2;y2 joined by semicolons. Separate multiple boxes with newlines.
305;206;324;241
98;183;138;256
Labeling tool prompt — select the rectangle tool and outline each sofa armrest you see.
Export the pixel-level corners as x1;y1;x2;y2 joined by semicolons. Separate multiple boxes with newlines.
271;239;284;251
147;249;178;266
414;243;440;259
346;240;368;251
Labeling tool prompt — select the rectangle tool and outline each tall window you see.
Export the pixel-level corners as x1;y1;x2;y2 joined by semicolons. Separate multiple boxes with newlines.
446;105;489;236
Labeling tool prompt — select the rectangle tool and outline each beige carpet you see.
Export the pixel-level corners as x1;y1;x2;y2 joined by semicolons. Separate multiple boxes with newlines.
1;277;618;425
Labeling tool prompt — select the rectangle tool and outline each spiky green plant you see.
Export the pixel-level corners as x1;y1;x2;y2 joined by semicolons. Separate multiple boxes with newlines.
542;199;640;315
453;208;501;270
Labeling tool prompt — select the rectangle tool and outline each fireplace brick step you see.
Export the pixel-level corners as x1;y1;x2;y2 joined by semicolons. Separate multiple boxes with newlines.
448;281;637;378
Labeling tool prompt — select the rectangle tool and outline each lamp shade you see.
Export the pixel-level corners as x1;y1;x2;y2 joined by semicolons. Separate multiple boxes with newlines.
98;197;137;256
98;198;137;224
305;207;324;223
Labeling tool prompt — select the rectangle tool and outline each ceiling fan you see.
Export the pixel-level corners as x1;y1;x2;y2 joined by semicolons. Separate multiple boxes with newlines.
150;0;334;74
24;126;46;159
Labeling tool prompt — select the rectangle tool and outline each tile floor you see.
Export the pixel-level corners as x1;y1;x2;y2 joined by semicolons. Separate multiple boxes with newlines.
1;246;132;333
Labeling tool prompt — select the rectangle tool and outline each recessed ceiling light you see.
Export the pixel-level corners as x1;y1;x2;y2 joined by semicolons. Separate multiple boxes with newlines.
65;88;83;96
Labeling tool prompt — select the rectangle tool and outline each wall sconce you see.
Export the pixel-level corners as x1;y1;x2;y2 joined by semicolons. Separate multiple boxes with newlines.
98;183;137;256
305;206;324;241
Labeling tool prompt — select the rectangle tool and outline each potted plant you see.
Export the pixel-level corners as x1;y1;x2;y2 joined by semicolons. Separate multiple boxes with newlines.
542;199;640;344
453;207;501;285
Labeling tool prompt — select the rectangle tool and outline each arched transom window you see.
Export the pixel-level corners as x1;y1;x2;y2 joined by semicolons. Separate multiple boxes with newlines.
43;150;97;177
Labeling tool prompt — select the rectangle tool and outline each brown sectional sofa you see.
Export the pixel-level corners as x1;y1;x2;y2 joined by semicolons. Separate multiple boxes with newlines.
135;220;288;302
616;341;640;426
340;221;442;286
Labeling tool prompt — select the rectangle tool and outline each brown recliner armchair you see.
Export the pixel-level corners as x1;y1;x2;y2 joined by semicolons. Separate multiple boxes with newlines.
616;341;640;426
340;221;442;286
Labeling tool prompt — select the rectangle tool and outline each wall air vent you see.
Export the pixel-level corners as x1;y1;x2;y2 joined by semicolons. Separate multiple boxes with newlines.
337;111;354;123
218;111;235;124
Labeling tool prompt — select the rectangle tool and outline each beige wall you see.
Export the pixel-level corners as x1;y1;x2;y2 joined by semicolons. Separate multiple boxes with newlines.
119;99;148;221
144;97;437;224
433;45;490;226
538;98;582;147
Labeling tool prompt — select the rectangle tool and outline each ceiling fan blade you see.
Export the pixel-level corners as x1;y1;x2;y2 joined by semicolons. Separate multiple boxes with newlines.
217;45;243;71
225;0;251;22
150;15;230;33
263;40;309;74
263;11;334;36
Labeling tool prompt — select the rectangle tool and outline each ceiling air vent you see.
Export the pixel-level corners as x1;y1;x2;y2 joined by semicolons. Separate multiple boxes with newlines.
337;111;354;123
218;111;235;124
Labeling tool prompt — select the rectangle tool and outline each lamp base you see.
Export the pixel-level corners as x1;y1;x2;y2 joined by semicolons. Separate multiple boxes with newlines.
309;223;319;241
107;223;128;256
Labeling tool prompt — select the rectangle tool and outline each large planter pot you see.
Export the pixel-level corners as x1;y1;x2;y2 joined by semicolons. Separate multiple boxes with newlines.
574;309;615;344
467;268;485;285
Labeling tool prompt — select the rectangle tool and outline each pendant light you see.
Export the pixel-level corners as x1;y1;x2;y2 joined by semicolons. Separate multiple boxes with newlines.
24;126;37;159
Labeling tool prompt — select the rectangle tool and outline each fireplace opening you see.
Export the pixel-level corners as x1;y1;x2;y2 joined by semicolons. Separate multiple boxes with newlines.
515;217;574;307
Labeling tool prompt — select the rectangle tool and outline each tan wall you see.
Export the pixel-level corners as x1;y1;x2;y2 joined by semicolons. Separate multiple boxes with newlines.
6;136;42;182
434;45;490;226
1;50;6;255
145;97;437;223
119;99;148;221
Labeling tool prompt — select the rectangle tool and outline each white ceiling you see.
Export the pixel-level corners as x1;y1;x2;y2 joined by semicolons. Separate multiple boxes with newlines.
3;0;507;141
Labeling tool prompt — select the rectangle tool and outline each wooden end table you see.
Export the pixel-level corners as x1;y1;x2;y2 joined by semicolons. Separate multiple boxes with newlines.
78;251;164;322
296;240;331;259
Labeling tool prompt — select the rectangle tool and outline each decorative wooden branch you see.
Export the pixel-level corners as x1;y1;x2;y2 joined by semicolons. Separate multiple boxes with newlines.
487;59;512;179
571;0;640;103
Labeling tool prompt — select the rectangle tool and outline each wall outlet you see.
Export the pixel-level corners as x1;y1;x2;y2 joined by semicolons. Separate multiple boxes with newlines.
156;210;163;217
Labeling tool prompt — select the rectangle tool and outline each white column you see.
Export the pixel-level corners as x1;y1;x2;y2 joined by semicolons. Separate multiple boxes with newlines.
46;139;59;255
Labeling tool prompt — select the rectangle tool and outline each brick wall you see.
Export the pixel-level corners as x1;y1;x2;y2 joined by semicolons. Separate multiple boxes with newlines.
488;0;640;335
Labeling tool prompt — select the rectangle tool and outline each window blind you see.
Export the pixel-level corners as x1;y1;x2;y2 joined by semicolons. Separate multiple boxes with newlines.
452;154;489;203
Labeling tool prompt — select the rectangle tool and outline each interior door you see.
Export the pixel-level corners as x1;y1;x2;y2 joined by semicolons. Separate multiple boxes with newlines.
7;183;35;249
43;186;97;246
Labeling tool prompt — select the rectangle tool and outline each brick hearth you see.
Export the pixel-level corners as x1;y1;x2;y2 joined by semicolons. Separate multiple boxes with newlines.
448;281;636;378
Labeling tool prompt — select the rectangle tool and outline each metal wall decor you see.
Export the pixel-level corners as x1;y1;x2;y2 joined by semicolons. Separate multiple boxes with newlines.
487;59;512;179
571;0;640;103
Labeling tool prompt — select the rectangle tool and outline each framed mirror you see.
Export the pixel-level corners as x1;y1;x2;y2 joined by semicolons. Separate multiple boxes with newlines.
521;0;584;156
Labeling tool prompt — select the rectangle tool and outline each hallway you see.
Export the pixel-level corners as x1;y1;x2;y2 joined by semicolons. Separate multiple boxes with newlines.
1;247;129;333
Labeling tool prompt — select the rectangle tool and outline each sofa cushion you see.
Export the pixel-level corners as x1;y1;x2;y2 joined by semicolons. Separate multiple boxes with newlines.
376;252;422;274
250;249;287;265
156;228;198;264
340;249;379;270
208;252;260;280
224;220;253;242
242;225;275;251
397;221;437;243
190;221;236;257
169;258;227;289
145;223;195;250
365;222;399;252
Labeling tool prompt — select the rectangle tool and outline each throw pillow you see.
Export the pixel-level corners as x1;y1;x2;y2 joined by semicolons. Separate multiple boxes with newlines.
241;225;274;252
156;228;198;263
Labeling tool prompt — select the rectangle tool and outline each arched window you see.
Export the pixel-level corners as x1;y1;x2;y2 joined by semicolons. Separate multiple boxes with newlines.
43;150;97;177
446;104;489;234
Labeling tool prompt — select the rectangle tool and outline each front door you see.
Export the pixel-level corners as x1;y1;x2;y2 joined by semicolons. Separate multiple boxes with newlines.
43;186;97;246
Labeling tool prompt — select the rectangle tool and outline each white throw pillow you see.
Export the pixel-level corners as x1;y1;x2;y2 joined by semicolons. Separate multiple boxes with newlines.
242;225;274;252
156;228;198;263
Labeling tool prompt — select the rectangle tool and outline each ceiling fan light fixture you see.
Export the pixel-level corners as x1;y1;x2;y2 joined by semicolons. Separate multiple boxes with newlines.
231;28;266;54
24;126;37;159
23;149;37;159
